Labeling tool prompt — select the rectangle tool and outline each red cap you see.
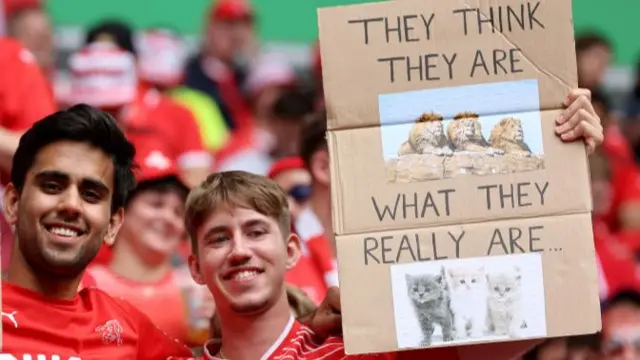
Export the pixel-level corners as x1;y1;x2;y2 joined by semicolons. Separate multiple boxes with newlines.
210;0;253;21
3;0;42;18
133;137;185;186
268;157;305;180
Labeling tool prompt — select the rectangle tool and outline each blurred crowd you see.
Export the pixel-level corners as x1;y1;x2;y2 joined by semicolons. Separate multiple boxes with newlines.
0;0;639;358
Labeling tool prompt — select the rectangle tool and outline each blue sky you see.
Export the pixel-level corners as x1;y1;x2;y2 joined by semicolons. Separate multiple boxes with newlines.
378;79;543;160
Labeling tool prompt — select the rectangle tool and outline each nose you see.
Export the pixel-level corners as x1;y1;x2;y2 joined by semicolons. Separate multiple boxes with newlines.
227;233;252;265
57;188;83;218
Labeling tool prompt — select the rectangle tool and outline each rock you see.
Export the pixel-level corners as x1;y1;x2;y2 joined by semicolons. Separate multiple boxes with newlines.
387;152;544;183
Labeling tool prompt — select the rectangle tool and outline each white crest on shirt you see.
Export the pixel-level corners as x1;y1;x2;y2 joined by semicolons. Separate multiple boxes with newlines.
1;311;18;328
145;150;171;170
95;319;124;346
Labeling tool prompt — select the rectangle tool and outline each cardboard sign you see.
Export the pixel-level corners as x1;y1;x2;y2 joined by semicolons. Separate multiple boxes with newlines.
317;0;600;355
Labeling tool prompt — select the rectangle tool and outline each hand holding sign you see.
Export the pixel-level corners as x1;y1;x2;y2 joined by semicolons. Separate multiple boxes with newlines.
555;88;604;154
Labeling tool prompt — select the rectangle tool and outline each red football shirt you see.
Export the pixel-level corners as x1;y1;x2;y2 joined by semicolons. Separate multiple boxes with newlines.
2;281;193;359
169;316;459;360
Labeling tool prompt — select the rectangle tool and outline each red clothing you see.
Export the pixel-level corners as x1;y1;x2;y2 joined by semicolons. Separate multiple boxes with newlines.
87;264;213;347
296;207;340;288
125;87;213;172
2;281;192;359
0;37;55;134
593;219;640;300
171;316;458;360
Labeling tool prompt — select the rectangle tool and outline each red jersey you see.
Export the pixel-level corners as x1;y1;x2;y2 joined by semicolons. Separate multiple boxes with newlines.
2;281;193;359
170;316;458;360
87;264;213;347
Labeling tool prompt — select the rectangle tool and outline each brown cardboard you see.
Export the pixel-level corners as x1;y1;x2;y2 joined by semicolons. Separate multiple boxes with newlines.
336;213;600;355
317;0;599;355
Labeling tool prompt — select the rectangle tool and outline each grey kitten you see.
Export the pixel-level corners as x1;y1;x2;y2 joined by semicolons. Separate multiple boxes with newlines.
405;267;454;346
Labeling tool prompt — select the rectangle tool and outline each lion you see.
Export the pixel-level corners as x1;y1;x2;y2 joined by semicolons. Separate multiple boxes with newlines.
447;112;504;156
488;117;533;157
397;112;453;157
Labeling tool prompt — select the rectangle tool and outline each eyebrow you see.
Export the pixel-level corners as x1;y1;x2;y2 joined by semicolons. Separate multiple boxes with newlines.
201;219;270;239
34;170;110;194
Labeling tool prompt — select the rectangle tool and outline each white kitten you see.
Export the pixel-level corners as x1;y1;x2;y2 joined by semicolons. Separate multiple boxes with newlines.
486;266;526;338
446;265;489;339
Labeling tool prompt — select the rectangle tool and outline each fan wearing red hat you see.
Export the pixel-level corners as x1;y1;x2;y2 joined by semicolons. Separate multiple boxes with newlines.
181;0;256;138
86;140;215;349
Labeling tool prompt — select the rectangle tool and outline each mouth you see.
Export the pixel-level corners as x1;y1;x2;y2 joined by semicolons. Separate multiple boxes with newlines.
43;222;87;239
222;267;265;282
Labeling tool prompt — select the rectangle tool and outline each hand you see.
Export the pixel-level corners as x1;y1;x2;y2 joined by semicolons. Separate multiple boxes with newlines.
297;286;342;342
555;88;604;154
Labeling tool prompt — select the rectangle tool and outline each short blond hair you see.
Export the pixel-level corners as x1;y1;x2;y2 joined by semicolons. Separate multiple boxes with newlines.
184;171;291;255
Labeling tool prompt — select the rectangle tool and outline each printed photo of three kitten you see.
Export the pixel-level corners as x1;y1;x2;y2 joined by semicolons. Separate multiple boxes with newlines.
405;265;527;347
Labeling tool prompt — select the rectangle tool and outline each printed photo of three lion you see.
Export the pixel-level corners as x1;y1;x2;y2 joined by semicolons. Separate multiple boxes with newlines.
397;112;534;158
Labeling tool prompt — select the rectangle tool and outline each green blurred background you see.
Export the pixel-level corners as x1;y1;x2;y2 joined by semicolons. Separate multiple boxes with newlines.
47;0;638;66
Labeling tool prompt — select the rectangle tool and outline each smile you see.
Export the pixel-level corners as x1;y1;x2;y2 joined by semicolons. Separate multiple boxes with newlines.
222;267;264;282
44;224;86;238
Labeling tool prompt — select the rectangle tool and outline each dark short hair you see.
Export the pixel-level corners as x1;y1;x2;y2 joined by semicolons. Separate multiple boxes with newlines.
272;88;315;122
126;176;188;207
601;289;640;313
299;109;328;169
85;19;136;55
11;104;137;213
575;32;612;54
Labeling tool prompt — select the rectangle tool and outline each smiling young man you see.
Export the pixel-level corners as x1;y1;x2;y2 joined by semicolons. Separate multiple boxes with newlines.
1;104;193;358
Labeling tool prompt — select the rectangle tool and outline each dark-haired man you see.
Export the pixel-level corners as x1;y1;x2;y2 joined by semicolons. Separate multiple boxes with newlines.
1;104;193;358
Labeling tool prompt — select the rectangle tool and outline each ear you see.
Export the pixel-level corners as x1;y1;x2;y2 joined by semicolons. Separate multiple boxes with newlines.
405;273;412;282
311;149;330;186
285;232;302;270
188;254;206;285
3;184;19;225
515;274;522;282
104;207;124;246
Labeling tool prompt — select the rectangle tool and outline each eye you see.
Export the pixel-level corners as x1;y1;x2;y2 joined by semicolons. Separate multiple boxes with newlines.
81;190;101;203
459;280;465;284
412;287;418;292
41;181;62;194
505;287;511;292
494;286;499;292
247;228;267;238
471;279;476;283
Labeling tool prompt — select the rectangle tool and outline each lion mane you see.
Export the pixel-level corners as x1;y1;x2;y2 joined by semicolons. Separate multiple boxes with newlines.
488;117;532;157
446;112;498;154
397;112;453;156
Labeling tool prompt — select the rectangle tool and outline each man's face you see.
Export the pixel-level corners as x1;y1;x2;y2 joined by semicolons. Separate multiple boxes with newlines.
11;10;54;70
600;305;640;360
206;18;254;63
578;45;612;89
3;141;123;278
189;206;300;315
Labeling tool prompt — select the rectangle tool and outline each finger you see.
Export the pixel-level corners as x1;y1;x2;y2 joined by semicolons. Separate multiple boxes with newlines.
557;94;594;125
556;108;591;134
562;88;592;107
586;138;597;154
